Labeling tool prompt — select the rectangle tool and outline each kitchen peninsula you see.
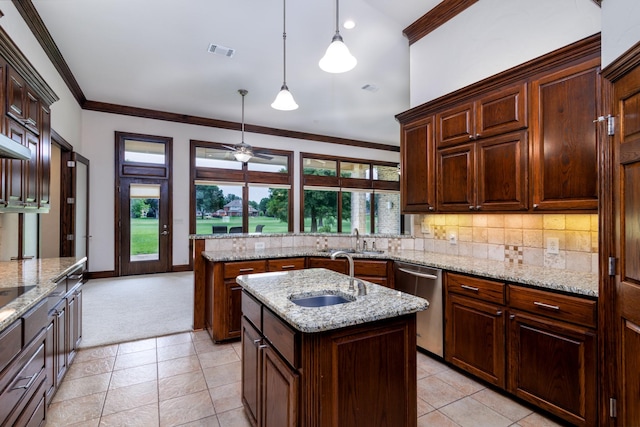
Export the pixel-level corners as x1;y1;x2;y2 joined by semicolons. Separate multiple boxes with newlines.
237;268;428;427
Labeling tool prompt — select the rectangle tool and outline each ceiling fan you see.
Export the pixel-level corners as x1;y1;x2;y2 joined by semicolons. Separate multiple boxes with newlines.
222;89;273;162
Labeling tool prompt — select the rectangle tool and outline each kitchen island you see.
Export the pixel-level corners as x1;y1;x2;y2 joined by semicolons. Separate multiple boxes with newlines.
237;268;428;427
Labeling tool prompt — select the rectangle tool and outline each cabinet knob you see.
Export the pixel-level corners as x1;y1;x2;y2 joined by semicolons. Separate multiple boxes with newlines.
496;310;503;316
476;205;481;210
510;314;515;320
468;135;474;139
476;133;481;138
469;205;475;210
428;206;434;211
533;204;539;209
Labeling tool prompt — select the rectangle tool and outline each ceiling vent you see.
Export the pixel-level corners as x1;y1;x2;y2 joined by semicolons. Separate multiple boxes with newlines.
208;43;235;58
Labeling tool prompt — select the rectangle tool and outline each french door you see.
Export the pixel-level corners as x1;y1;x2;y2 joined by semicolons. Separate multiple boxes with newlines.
115;132;173;276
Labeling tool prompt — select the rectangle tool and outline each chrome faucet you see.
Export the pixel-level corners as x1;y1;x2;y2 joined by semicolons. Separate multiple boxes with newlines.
354;228;360;252
331;250;366;295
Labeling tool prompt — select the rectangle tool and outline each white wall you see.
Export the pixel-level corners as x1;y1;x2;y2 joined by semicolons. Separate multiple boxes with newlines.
409;0;601;107
601;0;640;67
82;110;399;273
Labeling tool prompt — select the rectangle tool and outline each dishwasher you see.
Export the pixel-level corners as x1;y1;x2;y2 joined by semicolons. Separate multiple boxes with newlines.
394;261;443;357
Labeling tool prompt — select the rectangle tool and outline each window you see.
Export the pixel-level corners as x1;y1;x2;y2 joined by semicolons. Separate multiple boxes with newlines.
191;141;293;234
301;154;401;234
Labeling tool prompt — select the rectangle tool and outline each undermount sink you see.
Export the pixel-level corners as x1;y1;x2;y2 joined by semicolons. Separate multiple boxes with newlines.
318;248;384;256
290;292;355;308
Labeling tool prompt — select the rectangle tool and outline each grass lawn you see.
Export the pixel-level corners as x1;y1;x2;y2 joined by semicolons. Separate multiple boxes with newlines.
130;218;160;255
195;216;289;234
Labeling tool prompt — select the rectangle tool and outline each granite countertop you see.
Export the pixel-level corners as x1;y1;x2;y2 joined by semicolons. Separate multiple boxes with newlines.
203;247;599;298
0;257;87;331
237;268;429;333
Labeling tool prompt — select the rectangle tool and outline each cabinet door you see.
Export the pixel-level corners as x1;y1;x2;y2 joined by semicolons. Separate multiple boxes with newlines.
437;143;475;211
530;58;600;210
39;106;51;209
25;130;39;207
307;257;348;274
54;302;67;384
508;310;596;426
476;131;528;211
401;117;435;212
261;345;299;427
267;258;305;272
475;83;527;139
7;67;26;122
241;318;261;427
44;319;55;404
436;102;474;147
67;293;78;365
226;281;243;339
70;288;82;354
445;293;505;387
5;120;26;207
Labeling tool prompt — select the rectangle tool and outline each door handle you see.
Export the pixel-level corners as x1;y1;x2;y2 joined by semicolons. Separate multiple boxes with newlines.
161;231;170;236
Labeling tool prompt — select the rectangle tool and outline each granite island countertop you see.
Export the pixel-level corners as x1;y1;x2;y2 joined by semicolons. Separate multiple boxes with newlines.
203;247;598;298
0;257;87;331
237;268;429;333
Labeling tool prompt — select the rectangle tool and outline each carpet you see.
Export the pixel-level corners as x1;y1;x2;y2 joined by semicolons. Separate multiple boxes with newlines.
79;271;194;348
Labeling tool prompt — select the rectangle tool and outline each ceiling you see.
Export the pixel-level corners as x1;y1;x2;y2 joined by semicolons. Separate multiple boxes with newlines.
30;0;443;147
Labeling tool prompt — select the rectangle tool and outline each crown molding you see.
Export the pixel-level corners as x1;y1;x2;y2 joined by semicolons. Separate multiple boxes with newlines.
403;0;478;45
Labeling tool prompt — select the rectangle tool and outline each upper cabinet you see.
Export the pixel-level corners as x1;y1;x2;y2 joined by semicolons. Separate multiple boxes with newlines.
530;58;600;211
397;34;601;214
0;28;58;212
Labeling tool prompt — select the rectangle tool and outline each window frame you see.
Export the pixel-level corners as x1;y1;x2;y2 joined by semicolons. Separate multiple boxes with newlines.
190;140;294;234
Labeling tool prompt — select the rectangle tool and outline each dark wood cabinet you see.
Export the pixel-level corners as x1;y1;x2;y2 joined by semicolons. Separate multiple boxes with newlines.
437;131;528;211
508;310;596;426
5;120;27;208
445;273;506;388
530;58;600;211
401;117;435;212
242;290;416;427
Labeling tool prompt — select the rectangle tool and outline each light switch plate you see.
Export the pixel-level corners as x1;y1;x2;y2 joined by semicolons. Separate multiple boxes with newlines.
547;237;559;255
254;242;265;251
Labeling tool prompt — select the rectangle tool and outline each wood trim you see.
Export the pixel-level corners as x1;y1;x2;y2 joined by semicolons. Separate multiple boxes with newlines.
602;39;640;83
403;0;478;45
84;271;117;280
85;100;399;152
0;26;58;105
396;33;601;124
51;128;73;151
11;0;85;105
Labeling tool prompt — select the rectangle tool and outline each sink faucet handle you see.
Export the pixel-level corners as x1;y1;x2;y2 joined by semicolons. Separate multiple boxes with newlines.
372;240;376;250
363;240;368;251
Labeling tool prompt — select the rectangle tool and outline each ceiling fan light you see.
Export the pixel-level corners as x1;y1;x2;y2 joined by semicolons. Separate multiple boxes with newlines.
319;33;357;73
271;84;299;111
234;151;252;163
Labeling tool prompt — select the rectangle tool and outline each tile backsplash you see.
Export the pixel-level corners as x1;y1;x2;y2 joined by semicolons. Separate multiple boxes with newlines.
414;213;598;273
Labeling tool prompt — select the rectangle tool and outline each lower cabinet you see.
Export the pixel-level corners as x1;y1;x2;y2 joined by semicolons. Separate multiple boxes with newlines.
444;272;597;426
241;290;417;427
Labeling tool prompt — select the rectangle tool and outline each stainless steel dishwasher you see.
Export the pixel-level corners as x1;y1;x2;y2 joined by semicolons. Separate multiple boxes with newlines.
394;261;443;357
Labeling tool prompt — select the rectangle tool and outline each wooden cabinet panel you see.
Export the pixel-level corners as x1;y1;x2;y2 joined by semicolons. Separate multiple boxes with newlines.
530;58;600;211
267;258;305;271
5;120;26;207
25;130;38;207
307;257;347;274
241;318;261;427
263;308;297;369
401;117;435;212
437;143;475;211
508;310;596;426
353;259;388;276
475;83;527;139
261;345;299;427
509;285;596;328
224;260;267;279
39;106;50;209
446;293;505;387
436;102;474;147
226;281;243;339
447;272;505;305
476;131;528;211
6;67;26;123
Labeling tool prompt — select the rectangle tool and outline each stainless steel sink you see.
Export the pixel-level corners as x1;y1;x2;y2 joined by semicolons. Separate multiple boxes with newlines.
290;293;355;307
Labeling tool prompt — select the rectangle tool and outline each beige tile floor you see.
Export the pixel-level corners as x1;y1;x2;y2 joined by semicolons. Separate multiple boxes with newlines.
45;331;566;427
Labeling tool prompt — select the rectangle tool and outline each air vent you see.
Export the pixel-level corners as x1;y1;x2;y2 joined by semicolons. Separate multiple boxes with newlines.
362;84;379;93
208;43;235;58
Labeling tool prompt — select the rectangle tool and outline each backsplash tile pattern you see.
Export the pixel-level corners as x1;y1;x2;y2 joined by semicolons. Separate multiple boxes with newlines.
415;214;598;273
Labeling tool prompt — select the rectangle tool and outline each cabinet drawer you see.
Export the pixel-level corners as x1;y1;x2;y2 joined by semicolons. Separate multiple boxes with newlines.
223;260;267;279
268;258;305;271
354;260;388;277
509;286;596;328
447;272;506;305
0;335;45;425
0;321;22;374
22;300;47;347
242;291;262;331
263;308;298;369
307;257;347;274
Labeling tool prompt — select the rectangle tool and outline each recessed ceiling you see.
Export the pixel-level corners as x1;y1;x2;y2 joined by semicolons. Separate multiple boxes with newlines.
31;0;443;146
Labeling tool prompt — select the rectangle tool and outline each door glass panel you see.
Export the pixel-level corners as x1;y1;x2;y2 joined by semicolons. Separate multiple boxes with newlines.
249;185;290;233
75;161;88;259
130;183;161;261
124;139;166;164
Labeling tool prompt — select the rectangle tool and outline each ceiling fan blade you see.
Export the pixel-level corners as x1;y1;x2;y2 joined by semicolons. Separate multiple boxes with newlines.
254;152;273;160
221;145;237;151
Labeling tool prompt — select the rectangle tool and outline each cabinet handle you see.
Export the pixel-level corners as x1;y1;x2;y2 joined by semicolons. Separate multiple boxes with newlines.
11;372;38;391
476;205;481;210
510;314;515;320
468;135;474;139
533;204;539;209
428;206;435;211
258;344;268;349
68;274;83;280
496;310;503;316
476;133;481;138
253;339;262;347
533;301;560;311
460;285;479;292
280;265;296;269
238;268;254;273
469;205;475;210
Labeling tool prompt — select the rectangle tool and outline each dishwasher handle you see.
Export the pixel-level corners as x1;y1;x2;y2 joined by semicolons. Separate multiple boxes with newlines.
397;267;438;280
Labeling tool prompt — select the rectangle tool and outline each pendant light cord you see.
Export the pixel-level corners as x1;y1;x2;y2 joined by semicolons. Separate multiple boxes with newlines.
334;0;340;35
239;89;247;142
282;0;287;85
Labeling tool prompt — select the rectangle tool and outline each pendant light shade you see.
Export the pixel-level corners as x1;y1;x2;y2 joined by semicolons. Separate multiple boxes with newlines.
271;0;298;110
319;0;357;73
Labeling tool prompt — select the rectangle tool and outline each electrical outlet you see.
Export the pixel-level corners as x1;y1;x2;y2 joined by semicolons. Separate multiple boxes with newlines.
421;222;432;235
254;242;265;251
547;237;559;255
449;232;457;245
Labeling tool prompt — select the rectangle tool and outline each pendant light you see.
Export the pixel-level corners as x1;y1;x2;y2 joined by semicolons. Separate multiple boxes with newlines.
319;0;357;73
271;0;298;110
